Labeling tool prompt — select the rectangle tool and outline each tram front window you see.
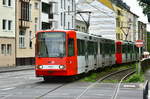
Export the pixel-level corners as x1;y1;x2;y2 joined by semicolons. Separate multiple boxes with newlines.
37;32;66;57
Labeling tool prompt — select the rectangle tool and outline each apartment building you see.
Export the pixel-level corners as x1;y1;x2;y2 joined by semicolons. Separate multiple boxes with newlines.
40;0;76;30
138;21;147;50
15;0;76;66
16;0;40;66
112;0;138;41
76;0;116;40
126;11;138;42
0;0;16;67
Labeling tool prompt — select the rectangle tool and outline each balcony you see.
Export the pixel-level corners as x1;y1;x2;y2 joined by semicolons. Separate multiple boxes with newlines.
19;19;30;28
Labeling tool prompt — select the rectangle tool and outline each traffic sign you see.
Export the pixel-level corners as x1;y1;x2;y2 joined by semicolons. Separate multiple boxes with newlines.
135;40;144;48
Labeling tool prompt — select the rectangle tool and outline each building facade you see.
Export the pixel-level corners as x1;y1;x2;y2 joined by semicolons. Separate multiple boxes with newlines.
15;0;76;66
40;0;76;30
112;0;138;41
126;11;138;42
76;0;116;40
75;19;87;32
0;0;16;67
16;0;40;66
138;21;147;50
112;0;130;40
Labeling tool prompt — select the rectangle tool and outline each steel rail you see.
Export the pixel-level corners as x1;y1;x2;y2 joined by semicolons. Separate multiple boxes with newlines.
76;67;134;99
111;70;136;99
35;83;67;99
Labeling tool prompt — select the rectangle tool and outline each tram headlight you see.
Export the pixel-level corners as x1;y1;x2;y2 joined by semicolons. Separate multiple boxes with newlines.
59;65;65;69
37;65;43;69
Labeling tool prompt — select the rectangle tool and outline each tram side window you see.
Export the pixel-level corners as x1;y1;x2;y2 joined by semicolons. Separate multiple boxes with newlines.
117;45;122;53
77;39;85;56
94;42;98;54
113;43;115;54
88;41;94;55
122;45;125;53
68;38;74;56
99;42;102;54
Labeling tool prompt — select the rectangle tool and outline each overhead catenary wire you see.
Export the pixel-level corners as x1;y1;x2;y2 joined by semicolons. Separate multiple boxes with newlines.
76;1;115;18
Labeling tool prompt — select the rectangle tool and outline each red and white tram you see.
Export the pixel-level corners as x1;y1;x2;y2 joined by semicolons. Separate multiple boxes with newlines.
115;41;138;64
35;30;138;80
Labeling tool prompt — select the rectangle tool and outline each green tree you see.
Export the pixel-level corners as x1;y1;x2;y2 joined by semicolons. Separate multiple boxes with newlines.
138;0;150;22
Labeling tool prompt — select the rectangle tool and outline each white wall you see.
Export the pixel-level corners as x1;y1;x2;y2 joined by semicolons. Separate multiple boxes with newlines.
0;0;15;37
76;0;116;40
41;0;76;30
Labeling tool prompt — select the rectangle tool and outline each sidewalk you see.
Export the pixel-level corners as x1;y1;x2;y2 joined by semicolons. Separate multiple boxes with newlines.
0;65;35;73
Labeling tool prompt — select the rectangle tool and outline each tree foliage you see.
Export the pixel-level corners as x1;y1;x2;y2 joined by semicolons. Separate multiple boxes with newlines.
138;0;150;15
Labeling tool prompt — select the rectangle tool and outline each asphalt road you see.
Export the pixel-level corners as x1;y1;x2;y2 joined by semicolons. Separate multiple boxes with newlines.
0;70;143;99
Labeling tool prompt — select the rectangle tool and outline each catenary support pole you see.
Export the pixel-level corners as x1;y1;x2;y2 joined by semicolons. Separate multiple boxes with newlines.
138;47;141;74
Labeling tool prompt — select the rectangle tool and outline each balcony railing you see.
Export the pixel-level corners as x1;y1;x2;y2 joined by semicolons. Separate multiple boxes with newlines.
19;19;30;28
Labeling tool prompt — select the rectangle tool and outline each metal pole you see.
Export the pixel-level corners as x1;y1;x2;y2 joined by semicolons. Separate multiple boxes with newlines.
138;47;141;74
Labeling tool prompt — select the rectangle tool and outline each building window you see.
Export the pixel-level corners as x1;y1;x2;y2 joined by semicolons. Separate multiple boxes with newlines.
29;31;32;48
35;17;38;32
29;4;32;21
7;44;11;55
3;0;6;5
2;19;6;30
64;0;66;9
72;16;74;28
72;0;74;11
68;6;70;15
8;0;11;6
3;0;11;6
35;17;38;23
1;44;6;55
42;2;50;14
61;13;63;26
21;1;30;21
2;20;12;30
61;0;63;9
8;20;12;30
19;30;25;48
76;25;80;31
82;27;85;32
68;22;70;29
64;13;66;27
35;2;38;9
42;22;52;30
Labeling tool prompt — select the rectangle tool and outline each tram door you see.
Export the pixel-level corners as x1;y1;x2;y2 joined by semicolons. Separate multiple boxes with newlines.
85;40;89;72
94;42;98;69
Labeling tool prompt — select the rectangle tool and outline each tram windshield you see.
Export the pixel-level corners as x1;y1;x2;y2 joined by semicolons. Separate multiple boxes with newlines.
37;32;66;57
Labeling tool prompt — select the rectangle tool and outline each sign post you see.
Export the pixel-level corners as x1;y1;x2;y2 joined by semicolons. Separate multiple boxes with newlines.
135;40;144;74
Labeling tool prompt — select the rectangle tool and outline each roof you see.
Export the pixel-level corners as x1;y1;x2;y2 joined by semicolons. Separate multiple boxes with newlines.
98;0;114;11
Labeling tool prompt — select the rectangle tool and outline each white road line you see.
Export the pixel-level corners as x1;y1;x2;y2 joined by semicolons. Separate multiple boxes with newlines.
1;87;16;91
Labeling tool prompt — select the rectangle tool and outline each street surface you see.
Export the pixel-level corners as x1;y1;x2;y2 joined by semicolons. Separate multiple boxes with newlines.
0;70;143;99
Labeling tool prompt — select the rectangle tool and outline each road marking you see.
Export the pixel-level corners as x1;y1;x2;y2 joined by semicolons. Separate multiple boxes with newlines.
1;87;15;91
123;84;136;88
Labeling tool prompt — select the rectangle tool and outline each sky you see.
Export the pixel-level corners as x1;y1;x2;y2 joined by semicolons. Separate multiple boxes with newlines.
76;0;150;31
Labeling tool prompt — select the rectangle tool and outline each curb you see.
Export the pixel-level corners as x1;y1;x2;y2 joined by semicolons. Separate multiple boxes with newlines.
0;67;34;73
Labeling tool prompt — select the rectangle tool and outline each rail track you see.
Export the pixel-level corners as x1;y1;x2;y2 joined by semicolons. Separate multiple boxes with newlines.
76;67;136;99
36;83;67;99
34;67;135;99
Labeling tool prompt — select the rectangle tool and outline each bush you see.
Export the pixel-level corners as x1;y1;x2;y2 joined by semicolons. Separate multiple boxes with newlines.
125;74;144;83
